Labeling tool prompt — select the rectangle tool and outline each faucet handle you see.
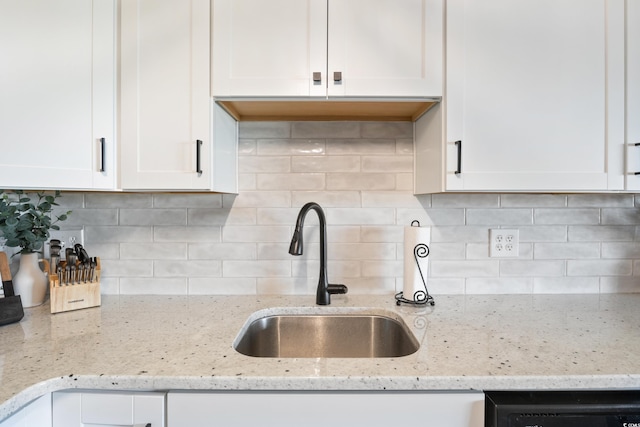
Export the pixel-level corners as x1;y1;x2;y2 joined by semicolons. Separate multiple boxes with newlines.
327;284;348;295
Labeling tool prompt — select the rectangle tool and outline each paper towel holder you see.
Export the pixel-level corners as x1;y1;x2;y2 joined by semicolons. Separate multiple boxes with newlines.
395;220;435;307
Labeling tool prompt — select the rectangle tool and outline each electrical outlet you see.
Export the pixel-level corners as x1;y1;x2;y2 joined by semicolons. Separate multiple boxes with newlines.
44;228;85;259
489;228;519;258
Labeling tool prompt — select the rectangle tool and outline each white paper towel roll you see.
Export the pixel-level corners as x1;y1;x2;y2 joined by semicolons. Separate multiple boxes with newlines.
403;223;431;302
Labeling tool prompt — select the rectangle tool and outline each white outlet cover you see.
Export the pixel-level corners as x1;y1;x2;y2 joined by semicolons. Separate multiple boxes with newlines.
45;228;85;259
489;228;519;258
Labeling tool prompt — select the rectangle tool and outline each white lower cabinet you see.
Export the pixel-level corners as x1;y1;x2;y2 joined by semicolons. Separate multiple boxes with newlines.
0;394;51;427
52;391;165;427
167;391;484;426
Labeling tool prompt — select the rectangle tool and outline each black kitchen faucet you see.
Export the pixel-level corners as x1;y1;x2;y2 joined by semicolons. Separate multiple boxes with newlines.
289;202;348;305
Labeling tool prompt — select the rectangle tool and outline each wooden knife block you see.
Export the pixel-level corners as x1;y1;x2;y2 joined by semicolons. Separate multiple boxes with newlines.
49;258;101;314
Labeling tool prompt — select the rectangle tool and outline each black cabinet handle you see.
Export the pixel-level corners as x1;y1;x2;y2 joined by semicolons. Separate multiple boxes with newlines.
333;71;342;82
99;137;106;172
196;139;203;176
454;140;462;175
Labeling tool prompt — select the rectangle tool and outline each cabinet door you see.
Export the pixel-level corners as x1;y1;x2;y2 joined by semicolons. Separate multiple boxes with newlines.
327;0;443;97
0;394;51;427
627;0;640;190
0;0;116;191
52;391;165;427
212;0;327;97
168;391;483;427
120;0;211;190
445;0;622;191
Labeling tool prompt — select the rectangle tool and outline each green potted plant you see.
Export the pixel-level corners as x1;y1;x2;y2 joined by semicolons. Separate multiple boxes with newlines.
0;190;71;307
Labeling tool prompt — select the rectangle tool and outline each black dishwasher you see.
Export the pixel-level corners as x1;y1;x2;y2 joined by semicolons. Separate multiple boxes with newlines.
485;390;640;427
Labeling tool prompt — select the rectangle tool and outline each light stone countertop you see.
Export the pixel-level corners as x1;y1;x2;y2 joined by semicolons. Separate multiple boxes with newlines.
1;293;640;420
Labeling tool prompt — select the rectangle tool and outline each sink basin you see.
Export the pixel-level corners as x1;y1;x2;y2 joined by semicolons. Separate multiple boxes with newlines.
234;309;420;358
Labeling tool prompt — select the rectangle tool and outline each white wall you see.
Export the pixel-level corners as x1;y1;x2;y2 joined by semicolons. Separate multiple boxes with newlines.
53;121;640;295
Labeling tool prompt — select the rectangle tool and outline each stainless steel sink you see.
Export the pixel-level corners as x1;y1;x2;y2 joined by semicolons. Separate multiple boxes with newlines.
234;310;420;358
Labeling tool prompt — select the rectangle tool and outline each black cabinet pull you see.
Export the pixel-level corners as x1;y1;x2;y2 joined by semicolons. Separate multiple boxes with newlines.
633;143;640;175
99;137;106;172
454;140;462;175
196;139;203;176
333;71;342;82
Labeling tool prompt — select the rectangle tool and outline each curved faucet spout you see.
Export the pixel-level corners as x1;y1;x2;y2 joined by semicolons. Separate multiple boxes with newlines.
289;202;348;305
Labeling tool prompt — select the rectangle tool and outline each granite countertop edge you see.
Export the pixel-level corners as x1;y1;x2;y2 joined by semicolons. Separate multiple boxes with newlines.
2;293;640;421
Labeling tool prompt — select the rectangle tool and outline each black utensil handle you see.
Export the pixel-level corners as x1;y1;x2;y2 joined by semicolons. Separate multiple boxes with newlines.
196;139;203;176
99;138;106;172
454;140;462;175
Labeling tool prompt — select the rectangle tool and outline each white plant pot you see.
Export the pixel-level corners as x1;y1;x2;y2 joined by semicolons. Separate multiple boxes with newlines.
13;252;47;308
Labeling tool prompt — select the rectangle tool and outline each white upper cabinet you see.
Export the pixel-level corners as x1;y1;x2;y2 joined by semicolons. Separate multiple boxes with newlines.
212;0;443;98
415;0;625;193
0;0;116;191
626;0;640;190
120;0;214;190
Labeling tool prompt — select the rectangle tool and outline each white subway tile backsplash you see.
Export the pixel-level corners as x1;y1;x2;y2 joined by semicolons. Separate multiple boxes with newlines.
600;276;640;293
601;208;640;225
188;208;256;226
568;225;635;241
188;278;256;295
432;193;499;208
119;278;187;295
466;208;533;225
85;226;152;243
153;193;222;208
223;260;291;277
326;208;396;225
154;260;221;277
292;121;360;138
499;260;566;277
395;173;414;191
431;260;499;277
292;191;361;207
567;260;632;276
85;193;152;208
188;243;256;260
257;138;325;155
500;194;567;208
465;277;533;294
326;139;396;155
224;191;291;208
238;173;257;190
61;209;118;227
361;191;426;208
121;243;187;260
602;242;640;259
292;156;360;173
533;277;600;294
239;121;291;139
101;260;153;277
120;209;187;226
568;194;634;207
361;226;403;243
257;172;325;190
326;173;395;190
535;208;601;225
240;156;291;173
534;243;601;259
222;225;291;242
63;121;640;296
361;122;413;139
361;156;412;173
153;226;221;243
